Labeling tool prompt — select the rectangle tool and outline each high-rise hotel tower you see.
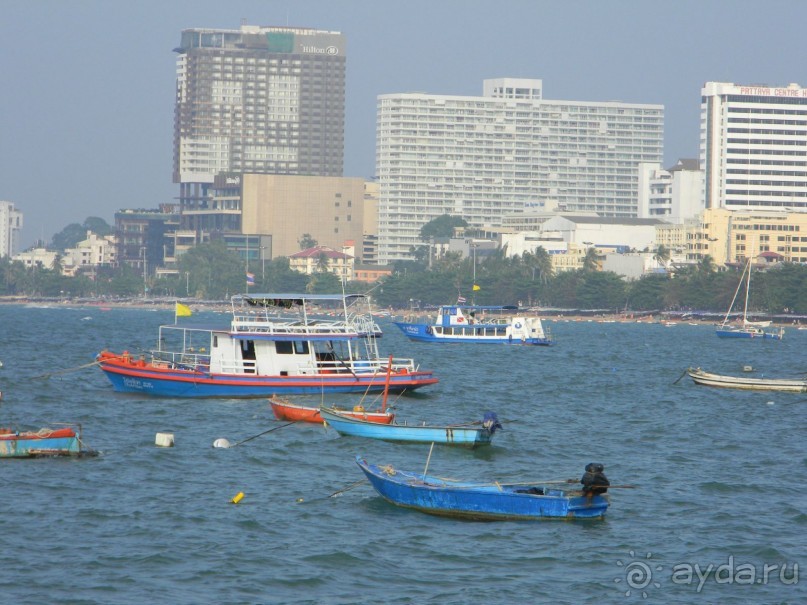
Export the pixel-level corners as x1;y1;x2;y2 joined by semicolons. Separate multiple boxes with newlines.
376;78;663;264
173;24;346;221
701;81;807;213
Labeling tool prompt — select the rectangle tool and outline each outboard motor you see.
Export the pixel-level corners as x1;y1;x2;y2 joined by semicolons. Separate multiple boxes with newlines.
482;412;503;434
581;462;609;498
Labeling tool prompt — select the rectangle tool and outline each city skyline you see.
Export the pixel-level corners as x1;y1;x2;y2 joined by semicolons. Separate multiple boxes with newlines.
2;0;806;248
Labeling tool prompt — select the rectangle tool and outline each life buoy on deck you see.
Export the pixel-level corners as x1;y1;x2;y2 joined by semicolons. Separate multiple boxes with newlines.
514;322;522;329
398;368;409;375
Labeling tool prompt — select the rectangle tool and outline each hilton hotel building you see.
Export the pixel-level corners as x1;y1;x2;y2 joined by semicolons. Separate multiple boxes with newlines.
376;78;664;264
173;25;346;232
701;81;807;213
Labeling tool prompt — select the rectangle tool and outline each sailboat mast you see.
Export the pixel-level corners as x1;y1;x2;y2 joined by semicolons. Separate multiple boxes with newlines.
742;259;752;325
721;260;746;327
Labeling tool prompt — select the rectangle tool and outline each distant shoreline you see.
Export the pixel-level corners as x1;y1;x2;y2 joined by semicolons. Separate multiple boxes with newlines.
1;295;804;327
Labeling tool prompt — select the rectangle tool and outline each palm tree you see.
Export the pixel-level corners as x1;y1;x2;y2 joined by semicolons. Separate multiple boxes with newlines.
582;247;599;272
653;244;671;269
51;253;64;275
316;252;330;273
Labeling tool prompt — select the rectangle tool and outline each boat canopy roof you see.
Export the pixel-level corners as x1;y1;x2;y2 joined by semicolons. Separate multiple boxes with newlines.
235;293;369;307
439;304;518;311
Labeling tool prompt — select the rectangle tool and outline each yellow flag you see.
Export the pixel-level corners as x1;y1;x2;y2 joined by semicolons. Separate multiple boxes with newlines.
176;302;192;317
473;284;481;291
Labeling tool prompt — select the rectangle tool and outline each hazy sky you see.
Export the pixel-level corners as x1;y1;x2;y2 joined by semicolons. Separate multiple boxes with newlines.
2;0;806;248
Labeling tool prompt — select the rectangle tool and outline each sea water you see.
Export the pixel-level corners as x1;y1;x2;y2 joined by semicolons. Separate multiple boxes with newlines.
0;305;804;604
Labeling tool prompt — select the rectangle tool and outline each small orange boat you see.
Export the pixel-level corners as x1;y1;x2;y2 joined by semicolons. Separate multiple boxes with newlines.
269;395;395;424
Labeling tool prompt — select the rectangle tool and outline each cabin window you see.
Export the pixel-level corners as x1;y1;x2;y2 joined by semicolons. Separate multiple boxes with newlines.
276;341;293;354
276;341;309;355
241;340;256;358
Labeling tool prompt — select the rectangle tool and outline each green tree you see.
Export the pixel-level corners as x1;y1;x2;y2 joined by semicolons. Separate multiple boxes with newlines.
50;217;113;250
298;234;317;250
576;271;626;310
177;241;244;299
419;215;468;240
315;252;330;273
653;244;671;269
582;247;599;272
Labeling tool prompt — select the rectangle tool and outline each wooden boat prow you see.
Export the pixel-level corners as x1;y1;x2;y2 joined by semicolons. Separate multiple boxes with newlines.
269;395;395;424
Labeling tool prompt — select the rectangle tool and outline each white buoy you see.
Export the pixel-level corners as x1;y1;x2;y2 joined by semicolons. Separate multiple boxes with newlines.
155;432;175;447
743;365;753;372
213;438;232;449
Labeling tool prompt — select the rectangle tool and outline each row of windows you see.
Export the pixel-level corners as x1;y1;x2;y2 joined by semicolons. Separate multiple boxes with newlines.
726;169;807;177
727;106;807;115
727;128;807;136
726;179;807;187
726;138;806;146
725;95;807;105
727;158;807;166
734;224;800;231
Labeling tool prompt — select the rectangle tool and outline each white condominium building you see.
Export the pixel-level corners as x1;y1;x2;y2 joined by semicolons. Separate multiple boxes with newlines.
701;81;807;213
376;78;663;264
0;201;24;258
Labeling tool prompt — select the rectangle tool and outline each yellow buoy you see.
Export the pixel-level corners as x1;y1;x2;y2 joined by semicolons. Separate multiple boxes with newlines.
231;491;245;504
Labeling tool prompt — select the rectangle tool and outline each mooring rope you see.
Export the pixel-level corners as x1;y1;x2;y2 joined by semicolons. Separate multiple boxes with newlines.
32;359;104;380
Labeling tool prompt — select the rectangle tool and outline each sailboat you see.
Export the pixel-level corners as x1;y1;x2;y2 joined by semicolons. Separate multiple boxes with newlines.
715;259;784;340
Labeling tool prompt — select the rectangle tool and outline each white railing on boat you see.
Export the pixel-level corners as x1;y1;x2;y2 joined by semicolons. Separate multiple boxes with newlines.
230;315;371;338
149;352;416;376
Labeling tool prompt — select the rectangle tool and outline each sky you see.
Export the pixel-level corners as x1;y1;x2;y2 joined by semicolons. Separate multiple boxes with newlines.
2;0;806;249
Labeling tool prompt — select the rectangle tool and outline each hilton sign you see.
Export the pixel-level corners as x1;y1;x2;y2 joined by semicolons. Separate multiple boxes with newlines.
215;174;241;187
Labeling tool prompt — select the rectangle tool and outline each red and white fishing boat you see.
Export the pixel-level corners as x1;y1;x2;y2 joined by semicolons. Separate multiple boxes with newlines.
97;293;438;398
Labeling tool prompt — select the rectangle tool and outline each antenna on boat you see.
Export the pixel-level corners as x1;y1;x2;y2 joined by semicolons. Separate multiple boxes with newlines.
423;442;435;476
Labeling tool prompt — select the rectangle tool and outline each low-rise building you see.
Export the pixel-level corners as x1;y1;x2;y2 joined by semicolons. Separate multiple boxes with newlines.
61;231;117;276
691;208;807;265
288;245;354;280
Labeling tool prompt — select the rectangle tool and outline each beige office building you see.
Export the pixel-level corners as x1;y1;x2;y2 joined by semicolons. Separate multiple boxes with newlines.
240;174;369;259
693;208;807;265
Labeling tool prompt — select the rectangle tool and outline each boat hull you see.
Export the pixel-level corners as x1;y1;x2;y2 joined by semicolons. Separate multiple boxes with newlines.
687;368;807;392
322;409;493;447
356;457;607;520
269;397;395;424
394;322;551;345
715;328;783;340
98;356;438;398
0;427;93;458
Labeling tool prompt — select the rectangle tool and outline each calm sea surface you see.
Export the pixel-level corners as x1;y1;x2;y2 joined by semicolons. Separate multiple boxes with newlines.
0;304;804;604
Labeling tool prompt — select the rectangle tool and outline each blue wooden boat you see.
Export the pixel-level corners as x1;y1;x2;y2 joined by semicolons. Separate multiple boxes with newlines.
394;304;552;345
97;293;438;397
321;408;501;448
355;457;609;520
0;425;96;458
